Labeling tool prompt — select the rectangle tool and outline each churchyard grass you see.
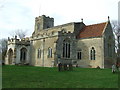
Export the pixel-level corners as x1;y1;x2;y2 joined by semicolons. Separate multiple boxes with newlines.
2;65;118;88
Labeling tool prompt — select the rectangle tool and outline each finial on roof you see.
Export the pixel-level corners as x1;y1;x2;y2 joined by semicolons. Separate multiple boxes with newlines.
108;16;110;21
81;18;83;22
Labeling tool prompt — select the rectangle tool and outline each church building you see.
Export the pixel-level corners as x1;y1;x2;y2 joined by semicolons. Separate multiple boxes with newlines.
5;15;116;68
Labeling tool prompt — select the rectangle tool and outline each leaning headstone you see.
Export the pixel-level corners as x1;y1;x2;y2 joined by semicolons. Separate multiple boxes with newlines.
112;64;116;73
67;64;69;71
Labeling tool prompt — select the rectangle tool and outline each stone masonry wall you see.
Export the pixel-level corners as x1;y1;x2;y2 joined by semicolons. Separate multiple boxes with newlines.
76;37;104;68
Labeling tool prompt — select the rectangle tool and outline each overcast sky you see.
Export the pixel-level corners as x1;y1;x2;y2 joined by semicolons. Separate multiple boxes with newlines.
0;0;119;39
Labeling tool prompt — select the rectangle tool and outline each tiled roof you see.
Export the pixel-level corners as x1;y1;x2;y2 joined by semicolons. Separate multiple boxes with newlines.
77;22;107;39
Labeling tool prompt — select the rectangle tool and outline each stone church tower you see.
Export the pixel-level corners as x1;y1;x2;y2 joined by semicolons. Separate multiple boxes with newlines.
33;15;54;35
5;15;116;68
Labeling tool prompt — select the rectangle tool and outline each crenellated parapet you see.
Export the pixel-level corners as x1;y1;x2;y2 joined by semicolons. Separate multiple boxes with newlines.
32;30;58;40
35;15;54;22
58;29;76;39
8;36;30;46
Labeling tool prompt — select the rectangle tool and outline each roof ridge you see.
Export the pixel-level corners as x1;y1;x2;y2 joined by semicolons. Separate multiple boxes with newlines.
86;22;107;27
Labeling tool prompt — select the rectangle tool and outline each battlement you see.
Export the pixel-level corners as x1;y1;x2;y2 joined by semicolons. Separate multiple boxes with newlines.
35;15;54;21
8;36;30;45
58;29;72;35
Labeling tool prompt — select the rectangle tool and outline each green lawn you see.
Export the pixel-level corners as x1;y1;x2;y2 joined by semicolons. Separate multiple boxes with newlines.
2;65;119;88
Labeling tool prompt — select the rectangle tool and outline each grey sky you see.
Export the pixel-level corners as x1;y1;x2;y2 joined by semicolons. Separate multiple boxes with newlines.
0;0;119;39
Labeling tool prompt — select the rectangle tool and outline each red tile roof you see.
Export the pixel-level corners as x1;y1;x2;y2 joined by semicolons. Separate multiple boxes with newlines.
77;22;107;39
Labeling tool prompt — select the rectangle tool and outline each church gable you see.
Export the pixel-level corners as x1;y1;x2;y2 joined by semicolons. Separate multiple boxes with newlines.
77;22;107;39
102;21;114;37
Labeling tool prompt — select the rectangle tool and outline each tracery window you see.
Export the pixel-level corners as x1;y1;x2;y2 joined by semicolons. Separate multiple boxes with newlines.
63;40;70;58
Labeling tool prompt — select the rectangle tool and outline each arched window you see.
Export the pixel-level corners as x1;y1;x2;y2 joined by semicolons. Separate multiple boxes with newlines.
20;48;27;62
90;47;95;60
63;40;70;58
48;48;52;58
77;50;82;60
37;49;41;58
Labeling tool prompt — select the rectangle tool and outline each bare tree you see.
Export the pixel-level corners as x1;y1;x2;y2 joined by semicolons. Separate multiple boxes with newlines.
112;20;120;36
111;20;120;50
9;29;28;39
0;39;7;61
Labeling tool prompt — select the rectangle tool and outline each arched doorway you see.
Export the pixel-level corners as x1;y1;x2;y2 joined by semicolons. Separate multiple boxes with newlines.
20;48;27;64
8;49;13;64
